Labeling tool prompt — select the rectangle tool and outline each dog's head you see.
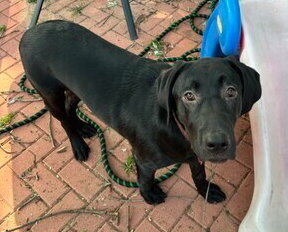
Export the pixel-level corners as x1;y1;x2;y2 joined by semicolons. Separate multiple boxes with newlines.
156;57;261;162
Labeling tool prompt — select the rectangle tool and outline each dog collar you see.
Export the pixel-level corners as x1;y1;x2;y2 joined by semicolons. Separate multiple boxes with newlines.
172;112;189;141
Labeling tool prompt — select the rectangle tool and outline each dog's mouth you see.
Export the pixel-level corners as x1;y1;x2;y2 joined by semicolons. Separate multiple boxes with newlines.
208;158;228;163
197;156;228;165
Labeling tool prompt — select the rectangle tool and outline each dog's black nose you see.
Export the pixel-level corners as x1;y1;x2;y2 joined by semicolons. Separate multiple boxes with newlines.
205;133;229;153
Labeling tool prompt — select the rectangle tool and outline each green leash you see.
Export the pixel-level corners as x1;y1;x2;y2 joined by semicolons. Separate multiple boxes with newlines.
0;0;217;187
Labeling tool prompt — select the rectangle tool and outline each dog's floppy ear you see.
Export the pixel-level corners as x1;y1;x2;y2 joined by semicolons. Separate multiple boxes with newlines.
226;56;262;115
156;61;187;125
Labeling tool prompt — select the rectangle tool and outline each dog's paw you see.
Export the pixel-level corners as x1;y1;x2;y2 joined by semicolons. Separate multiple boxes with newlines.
77;122;97;138
71;139;90;161
199;182;226;203
140;184;167;205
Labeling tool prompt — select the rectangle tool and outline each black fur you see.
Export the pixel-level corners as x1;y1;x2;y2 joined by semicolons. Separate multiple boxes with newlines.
19;20;261;205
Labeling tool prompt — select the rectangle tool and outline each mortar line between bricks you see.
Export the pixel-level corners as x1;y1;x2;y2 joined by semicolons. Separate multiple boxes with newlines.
0;141;25;169
3;5;25;18
232;170;252;193
167;203;197;232
71;13;88;26
1;165;45;208
209;204;241;230
145;180;196;232
221;160;251;190
235;154;253;170
204;166;239;189
39;161;82;203
65;186;127;232
174;171;199;190
104;221;122;232
30;188;89;225
0;195;14;224
65;208;107;232
222;205;241;224
148;218;166;232
44;155;113;205
60;225;77;232
27;134;61;161
0;211;14;226
128;186;173;232
231;158;252;174
125;41;142;51
0;192;51;228
113;185;137;199
188;198;229;230
0;0;20;15
237;128;250;146
27;191;86;231
0;47;7;55
48;142;120;186
56;201;90;232
242;139;252;146
118;199;151;231
184;212;208;231
139;15;168;35
101;19;121;35
7;190;35;210
0;134;12;146
207;172;252;227
100;29;137;49
176;169;238;215
0;27;25;47
60;193;107;231
3;101;34;117
0;62;11;73
0;56;19;76
44;151;74;173
45;0;78;14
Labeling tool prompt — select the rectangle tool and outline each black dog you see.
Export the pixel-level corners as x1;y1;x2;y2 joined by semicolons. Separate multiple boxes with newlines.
19;20;261;205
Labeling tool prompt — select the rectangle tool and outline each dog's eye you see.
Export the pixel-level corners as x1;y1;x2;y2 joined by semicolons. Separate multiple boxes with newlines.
226;87;237;98
184;92;196;101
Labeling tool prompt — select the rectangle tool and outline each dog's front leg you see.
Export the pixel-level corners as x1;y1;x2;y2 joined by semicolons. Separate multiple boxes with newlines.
189;154;226;203
133;152;167;205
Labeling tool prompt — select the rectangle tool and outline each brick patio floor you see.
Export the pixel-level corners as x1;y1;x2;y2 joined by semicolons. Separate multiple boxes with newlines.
0;0;254;231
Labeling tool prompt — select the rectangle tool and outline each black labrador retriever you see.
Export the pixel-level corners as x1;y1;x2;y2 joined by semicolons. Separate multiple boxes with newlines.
19;20;261;205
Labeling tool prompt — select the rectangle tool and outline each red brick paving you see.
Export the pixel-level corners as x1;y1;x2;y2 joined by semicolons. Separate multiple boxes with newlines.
226;173;254;221
236;140;254;168
0;0;256;231
59;159;103;201
0;165;32;209
31;191;85;232
171;214;201;232
26;162;69;206
150;179;197;231
44;142;73;173
0;198;48;231
0;195;12;222
0;139;24;167
135;219;161;232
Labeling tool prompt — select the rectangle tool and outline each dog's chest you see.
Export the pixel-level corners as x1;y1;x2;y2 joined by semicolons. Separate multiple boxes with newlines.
159;136;193;163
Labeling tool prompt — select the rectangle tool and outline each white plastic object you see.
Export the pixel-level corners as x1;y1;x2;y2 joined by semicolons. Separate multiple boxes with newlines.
239;1;288;231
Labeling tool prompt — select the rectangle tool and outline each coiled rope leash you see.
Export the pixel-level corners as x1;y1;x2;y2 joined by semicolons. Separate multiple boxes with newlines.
0;0;217;187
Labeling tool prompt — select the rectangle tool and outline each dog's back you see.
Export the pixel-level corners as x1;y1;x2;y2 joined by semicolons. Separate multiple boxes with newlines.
19;20;169;130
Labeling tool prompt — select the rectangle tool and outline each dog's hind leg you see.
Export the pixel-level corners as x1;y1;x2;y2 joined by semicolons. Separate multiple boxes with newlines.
64;90;96;138
26;73;91;161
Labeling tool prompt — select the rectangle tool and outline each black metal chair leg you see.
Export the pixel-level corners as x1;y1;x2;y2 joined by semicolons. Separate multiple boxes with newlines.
30;0;138;40
30;0;44;28
121;0;138;40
